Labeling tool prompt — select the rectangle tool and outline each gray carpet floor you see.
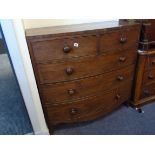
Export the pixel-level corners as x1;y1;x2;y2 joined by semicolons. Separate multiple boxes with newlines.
54;101;155;135
0;54;33;135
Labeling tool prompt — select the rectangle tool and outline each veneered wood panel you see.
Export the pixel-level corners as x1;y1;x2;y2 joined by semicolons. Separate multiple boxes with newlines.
37;49;137;84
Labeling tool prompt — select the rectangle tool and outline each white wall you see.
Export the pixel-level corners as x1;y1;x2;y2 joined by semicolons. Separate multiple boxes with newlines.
22;19;111;29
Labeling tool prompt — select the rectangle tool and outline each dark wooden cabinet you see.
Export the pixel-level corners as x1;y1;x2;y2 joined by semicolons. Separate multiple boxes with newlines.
26;21;140;133
138;19;155;50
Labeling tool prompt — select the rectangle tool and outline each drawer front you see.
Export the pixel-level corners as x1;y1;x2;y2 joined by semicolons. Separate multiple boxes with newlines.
140;83;155;99
37;49;137;84
41;65;135;104
31;35;98;63
45;90;117;124
45;82;132;125
99;28;139;52
145;55;155;71
143;69;155;85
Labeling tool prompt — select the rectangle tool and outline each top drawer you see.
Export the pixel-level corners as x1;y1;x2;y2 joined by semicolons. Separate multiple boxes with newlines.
99;28;140;53
30;35;98;63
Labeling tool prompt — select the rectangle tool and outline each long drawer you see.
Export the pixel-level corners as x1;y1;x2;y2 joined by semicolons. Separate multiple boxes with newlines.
37;49;137;84
41;64;135;104
45;82;132;125
30;35;98;63
99;27;139;52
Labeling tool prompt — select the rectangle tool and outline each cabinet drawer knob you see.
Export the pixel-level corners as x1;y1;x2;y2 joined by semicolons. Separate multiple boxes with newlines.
116;94;121;100
70;108;78;115
66;67;74;75
119;56;126;62
148;74;154;79
63;46;71;53
68;89;75;95
117;76;124;81
143;90;149;96
151;60;155;65
120;37;127;44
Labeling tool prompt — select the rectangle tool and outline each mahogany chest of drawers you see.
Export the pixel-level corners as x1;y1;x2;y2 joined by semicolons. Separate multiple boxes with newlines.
26;21;140;133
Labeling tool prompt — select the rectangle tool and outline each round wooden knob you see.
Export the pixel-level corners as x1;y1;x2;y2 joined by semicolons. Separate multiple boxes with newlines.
120;37;127;44
117;76;124;81
66;67;74;75
68;89;75;95
143;90;149;96
116;94;121;100
63;46;71;53
70;108;78;115
151;60;155;65
148;74;154;79
119;56;126;62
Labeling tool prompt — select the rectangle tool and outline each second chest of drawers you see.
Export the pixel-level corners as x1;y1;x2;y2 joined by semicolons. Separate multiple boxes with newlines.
132;50;155;107
26;21;140;132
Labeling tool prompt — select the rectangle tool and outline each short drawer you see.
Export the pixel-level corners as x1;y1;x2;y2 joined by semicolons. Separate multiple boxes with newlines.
41;64;135;104
99;28;139;52
140;82;155;99
30;35;98;63
145;55;155;71
44;82;132;125
143;69;155;85
37;48;137;84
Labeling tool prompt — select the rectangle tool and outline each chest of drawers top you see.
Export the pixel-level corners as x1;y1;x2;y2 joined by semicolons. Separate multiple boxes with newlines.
25;20;139;38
